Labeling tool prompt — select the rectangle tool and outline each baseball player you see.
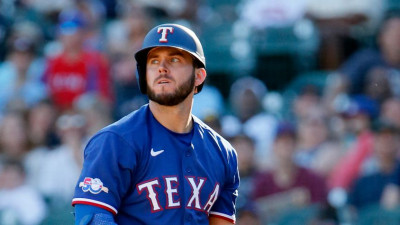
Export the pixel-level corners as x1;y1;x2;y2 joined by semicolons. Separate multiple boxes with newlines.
72;23;240;225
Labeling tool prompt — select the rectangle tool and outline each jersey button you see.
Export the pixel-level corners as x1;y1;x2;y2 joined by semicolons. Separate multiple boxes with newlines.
186;214;192;221
186;167;192;173
185;151;191;157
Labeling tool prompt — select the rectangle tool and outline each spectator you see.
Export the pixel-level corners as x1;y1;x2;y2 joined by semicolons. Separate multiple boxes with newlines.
294;109;343;178
36;112;86;203
105;3;150;119
0;110;55;198
0;36;47;113
24;100;59;188
221;76;278;169
74;93;112;139
326;10;400;97
328;95;379;190
347;120;400;213
252;122;327;223
229;134;257;214
44;9;113;112
0;158;47;225
0;112;31;161
292;85;322;122
26;99;59;149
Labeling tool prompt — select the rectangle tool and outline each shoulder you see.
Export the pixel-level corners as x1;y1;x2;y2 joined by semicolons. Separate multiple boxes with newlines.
46;53;63;63
87;104;150;150
348;48;381;60
352;172;377;189
194;116;235;151
298;166;326;183
193;117;240;190
341;48;384;68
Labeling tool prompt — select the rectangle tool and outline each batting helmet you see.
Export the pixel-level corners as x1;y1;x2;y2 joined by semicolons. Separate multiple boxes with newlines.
134;23;206;94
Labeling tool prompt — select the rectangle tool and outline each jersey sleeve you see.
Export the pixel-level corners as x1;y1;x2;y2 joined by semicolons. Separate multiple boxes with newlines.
74;204;116;225
72;131;137;215
209;147;240;224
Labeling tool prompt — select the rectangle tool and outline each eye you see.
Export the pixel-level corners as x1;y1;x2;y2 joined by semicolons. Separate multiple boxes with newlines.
171;57;180;63
149;59;159;64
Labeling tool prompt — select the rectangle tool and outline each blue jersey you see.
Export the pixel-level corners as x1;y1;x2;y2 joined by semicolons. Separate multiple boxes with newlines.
72;104;239;224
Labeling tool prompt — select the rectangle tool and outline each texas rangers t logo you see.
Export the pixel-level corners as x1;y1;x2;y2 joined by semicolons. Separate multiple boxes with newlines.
157;27;174;43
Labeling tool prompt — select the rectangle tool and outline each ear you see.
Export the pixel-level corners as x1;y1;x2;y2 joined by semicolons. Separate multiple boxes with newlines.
194;68;207;93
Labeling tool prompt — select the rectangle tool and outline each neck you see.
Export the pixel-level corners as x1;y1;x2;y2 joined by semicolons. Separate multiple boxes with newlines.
149;96;194;133
64;48;83;60
277;160;296;173
380;157;396;173
16;69;28;82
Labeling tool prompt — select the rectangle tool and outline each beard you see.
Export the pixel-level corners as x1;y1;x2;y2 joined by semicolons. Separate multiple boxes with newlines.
147;70;195;106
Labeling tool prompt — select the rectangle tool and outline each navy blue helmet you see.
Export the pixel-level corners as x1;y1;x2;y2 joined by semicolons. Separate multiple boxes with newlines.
134;24;206;94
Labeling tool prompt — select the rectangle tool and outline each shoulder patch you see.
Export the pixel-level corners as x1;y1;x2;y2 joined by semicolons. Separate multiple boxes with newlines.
79;177;109;194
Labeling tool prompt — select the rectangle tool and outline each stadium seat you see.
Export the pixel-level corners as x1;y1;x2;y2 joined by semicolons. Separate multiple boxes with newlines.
386;0;400;10
251;19;320;90
283;70;329;96
357;205;400;225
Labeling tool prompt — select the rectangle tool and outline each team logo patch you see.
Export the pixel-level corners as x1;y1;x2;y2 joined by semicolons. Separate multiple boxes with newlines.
79;177;109;194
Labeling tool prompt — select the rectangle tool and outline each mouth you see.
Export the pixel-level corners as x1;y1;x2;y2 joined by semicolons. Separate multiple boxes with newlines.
157;79;170;84
155;75;173;85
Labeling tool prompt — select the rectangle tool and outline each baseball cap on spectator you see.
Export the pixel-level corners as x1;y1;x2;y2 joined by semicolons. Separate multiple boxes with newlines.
58;9;87;35
341;95;379;119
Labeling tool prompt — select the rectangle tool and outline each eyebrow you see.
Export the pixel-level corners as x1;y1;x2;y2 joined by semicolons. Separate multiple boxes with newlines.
147;49;187;58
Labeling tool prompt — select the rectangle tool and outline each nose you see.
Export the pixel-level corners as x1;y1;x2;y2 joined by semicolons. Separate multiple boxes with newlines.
158;59;168;74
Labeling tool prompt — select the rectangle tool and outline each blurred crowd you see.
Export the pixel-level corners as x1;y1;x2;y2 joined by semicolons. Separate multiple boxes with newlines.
0;0;400;224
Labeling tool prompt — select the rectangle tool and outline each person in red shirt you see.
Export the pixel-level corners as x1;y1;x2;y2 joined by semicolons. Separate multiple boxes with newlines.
44;9;112;111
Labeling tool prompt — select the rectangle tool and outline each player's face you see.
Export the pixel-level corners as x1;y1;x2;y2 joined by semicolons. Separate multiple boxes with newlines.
146;47;196;106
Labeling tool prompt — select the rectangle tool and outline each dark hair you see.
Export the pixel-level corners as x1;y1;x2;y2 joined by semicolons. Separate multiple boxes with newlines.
192;56;204;69
8;37;36;54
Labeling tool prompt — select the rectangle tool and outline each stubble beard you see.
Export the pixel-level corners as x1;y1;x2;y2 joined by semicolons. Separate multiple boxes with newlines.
147;69;196;106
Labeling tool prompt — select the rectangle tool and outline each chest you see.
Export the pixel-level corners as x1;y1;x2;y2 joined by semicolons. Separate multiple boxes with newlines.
131;136;227;213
